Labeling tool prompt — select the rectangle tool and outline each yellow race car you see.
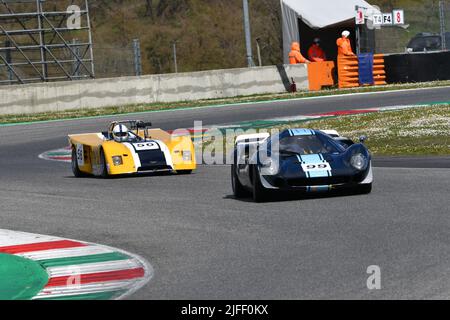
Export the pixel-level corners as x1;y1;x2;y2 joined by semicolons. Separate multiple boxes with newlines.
68;120;196;177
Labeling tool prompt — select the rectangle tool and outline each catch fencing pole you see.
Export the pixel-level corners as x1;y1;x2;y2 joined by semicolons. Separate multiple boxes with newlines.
133;39;142;76
243;0;255;67
440;0;446;50
172;41;178;73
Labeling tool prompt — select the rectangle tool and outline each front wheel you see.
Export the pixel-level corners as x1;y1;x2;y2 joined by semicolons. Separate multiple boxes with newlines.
231;164;249;198
98;148;109;178
252;165;268;202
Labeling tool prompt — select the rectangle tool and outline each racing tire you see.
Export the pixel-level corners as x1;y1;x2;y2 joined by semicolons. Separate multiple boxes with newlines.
177;170;193;175
98;148;109;179
358;183;372;194
231;164;249;198
71;147;85;178
252;165;268;203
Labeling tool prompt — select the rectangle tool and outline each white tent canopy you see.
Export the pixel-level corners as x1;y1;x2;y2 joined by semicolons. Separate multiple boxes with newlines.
281;0;376;63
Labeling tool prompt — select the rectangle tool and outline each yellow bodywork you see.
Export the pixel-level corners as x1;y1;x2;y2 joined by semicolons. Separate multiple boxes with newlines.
68;128;196;176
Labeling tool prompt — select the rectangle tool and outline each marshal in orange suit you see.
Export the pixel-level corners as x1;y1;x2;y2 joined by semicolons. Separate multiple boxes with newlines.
289;42;310;64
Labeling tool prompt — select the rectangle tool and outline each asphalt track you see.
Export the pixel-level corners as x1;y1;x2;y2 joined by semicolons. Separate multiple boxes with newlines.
1;87;449;299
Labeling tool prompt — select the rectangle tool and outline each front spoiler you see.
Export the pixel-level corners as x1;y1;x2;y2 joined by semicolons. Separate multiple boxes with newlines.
259;166;373;192
265;183;369;193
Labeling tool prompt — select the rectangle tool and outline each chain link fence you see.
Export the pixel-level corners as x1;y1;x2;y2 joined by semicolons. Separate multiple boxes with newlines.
0;41;139;81
3;2;449;81
93;44;137;78
84;1;450;79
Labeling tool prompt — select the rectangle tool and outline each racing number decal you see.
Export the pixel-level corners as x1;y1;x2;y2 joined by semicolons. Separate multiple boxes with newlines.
76;144;84;166
301;163;331;172
133;142;159;151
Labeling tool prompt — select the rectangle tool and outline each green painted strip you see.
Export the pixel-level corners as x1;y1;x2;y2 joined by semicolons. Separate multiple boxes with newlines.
38;252;130;268
47;152;71;156
36;290;126;300
0;253;48;300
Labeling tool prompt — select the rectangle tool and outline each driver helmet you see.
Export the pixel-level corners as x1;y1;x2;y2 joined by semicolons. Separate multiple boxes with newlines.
112;124;130;142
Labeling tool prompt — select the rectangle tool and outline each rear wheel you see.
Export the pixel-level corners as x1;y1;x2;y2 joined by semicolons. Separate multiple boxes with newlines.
71;147;84;178
231;164;248;198
252;165;268;203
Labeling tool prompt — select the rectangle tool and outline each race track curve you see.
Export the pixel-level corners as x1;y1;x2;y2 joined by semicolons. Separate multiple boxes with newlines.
1;86;449;299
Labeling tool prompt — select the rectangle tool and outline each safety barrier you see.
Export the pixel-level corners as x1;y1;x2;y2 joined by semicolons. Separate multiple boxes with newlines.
337;56;359;89
307;61;335;91
338;54;386;88
0;64;309;115
384;51;450;83
373;54;387;86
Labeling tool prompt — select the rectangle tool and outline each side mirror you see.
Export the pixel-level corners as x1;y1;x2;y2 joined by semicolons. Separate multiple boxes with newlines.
359;135;368;144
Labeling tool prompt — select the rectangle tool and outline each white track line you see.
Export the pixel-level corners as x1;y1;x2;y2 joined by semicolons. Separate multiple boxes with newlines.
34;280;139;299
47;259;142;277
0;229;60;247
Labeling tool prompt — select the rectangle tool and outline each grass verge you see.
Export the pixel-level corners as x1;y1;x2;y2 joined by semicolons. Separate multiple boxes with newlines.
274;104;450;156
1;80;450;125
206;104;450;157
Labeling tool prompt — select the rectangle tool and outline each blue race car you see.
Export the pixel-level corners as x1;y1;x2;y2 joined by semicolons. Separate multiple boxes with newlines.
231;129;373;202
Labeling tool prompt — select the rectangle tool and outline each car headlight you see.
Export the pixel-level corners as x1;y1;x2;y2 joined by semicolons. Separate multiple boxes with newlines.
260;157;279;175
182;151;192;161
350;153;367;170
112;156;123;166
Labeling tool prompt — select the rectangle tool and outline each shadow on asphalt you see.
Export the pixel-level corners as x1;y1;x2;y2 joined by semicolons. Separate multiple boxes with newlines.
63;170;185;180
224;189;369;203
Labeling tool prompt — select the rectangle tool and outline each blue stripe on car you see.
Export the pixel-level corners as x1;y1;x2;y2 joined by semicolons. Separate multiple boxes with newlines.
308;170;330;178
298;154;333;178
290;129;315;136
301;154;322;163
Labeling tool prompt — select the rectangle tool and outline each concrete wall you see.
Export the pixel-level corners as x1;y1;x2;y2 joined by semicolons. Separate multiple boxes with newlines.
0;64;309;115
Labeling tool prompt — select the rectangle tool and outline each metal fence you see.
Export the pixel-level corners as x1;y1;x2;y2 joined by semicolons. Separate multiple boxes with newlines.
2;2;449;82
0;39;141;82
0;0;95;85
93;44;136;79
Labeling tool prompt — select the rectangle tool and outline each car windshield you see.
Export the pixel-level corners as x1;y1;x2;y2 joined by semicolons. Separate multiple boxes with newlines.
125;131;141;141
275;134;344;155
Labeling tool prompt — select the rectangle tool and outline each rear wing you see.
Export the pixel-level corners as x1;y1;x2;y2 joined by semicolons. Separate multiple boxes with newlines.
108;120;152;131
108;120;153;139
